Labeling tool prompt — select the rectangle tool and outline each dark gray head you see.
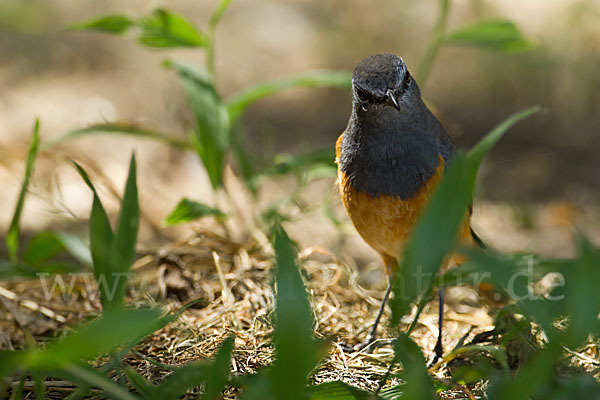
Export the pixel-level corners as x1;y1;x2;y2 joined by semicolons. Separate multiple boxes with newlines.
340;53;454;199
352;53;421;115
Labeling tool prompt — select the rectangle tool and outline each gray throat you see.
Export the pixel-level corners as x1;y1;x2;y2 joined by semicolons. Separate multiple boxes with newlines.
339;105;453;199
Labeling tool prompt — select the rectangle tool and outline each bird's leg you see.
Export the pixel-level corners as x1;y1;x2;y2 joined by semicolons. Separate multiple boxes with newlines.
341;281;392;353
428;288;444;366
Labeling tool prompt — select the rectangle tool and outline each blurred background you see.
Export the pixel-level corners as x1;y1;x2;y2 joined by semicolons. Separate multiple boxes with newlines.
1;0;599;267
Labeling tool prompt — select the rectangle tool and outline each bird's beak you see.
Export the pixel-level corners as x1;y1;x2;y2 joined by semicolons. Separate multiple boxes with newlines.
385;89;401;111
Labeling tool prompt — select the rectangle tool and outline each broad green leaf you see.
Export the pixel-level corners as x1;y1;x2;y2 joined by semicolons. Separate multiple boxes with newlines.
269;223;324;400
71;15;135;34
563;236;600;347
227;71;352;123
25;308;163;368
7;119;40;262
139;8;206;48
23;232;65;266
201;336;235;400
390;106;540;324
73;162;115;310
445;19;533;52
167;61;230;189
44;123;191;151
393;334;437;400
165;198;226;226
108;155;139;312
309;381;374;399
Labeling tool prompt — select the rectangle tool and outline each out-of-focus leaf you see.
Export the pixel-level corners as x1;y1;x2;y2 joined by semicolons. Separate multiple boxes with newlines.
7;119;40;262
0;260;37;279
55;232;93;266
309;381;374;399
23;232;65;266
71;15;135;34
165;198;226;226
201;336;234;400
269;148;336;176
390;106;540;324
153;362;209;398
124;366;156;398
445;19;533;52
167;61;230;189
269;223;324;400
25;308;163;368
44;123;191;151
138;8;207;48
227;71;352;123
488;341;562;400
60;363;138;400
393;334;437;400
563;236;600;347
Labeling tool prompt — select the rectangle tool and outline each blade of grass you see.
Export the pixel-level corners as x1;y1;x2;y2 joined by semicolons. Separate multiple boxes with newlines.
6;119;40;262
108;155;139;312
226;71;352;123
43;123;191;151
73;162;115;310
61;363;138;400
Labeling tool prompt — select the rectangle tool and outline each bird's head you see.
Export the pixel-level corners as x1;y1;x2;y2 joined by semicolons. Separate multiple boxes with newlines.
351;53;421;116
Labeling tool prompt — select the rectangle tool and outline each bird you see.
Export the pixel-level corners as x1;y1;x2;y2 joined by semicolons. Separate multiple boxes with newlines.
335;53;481;360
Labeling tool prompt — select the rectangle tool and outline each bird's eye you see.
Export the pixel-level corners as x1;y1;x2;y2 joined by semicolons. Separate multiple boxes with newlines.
356;87;370;102
403;72;411;87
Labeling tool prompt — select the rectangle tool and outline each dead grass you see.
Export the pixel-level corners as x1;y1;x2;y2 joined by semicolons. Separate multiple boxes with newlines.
1;222;599;398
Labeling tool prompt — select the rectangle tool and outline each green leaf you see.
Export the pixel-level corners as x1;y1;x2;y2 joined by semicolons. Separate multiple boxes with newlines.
44;123;191;151
445;19;533;52
309;381;374;399
0;259;38;279
138;8;206;48
73;162;115;310
390;106;540;324
25;308;163;368
23;232;65;266
167;61;230;189
124;366;156;398
154;362;210;398
201;336;234;400
227;71;352;123
393;334;437;400
60;363;138;400
71;15;135;34
165;198;226;226
107;154;139;312
7;119;40;262
54;232;93;266
269;223;323;400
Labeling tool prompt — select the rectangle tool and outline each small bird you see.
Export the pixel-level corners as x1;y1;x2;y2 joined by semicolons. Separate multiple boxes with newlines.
336;53;479;358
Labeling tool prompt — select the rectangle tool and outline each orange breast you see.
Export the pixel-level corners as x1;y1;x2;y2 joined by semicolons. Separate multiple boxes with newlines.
338;156;444;260
335;133;472;273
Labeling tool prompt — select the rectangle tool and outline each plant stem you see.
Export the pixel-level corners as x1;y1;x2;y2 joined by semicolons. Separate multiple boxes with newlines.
206;0;234;75
415;0;451;88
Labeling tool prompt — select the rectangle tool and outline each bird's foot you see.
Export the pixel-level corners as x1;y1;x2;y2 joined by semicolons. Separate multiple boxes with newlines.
427;341;444;368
